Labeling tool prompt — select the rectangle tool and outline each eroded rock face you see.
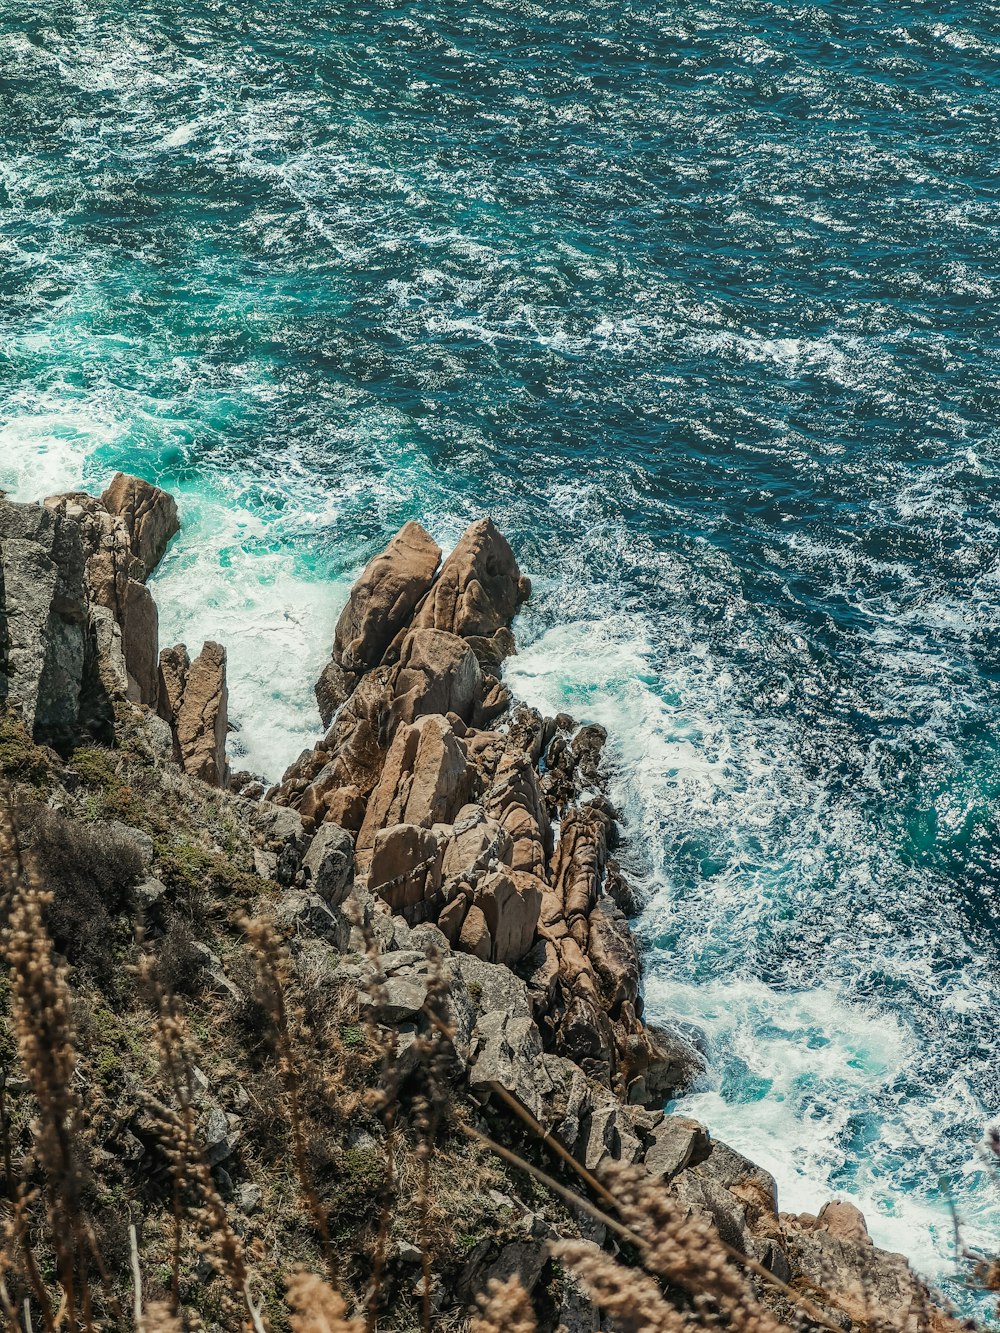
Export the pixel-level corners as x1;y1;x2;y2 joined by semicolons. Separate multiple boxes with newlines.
389;629;483;731
0;498;100;750
44;475;180;714
357;714;478;865
369;823;444;917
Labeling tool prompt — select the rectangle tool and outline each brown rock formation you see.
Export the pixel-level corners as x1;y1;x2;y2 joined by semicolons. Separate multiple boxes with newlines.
412;517;529;637
334;520;441;673
357;714;478;866
101;472;180;579
159;640;229;787
267;515;695;1102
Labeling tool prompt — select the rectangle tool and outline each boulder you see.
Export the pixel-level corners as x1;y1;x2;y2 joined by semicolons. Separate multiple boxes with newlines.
302;822;355;906
100;472;180;579
357;714;477;865
412;518;529;638
368;823;444;917
784;1225;957;1332
643;1115;710;1180
586;898;640;1017
474;869;543;966
459;904;492;960
485;749;551;878
818;1199;871;1244
332;521;441;673
314;658;357;729
388;629;483;732
441;805;511;881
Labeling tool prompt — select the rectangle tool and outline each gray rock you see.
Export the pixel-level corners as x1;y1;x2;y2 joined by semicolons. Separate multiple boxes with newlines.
557;1273;600;1333
359;972;429;1023
0;497;105;750
237;1184;262;1215
303;822;355;906
249;803;311;886
135;877;168;912
643;1115;709;1180
252;847;280;880
580;1101;644;1172
202;1104;236;1166
275;891;351;951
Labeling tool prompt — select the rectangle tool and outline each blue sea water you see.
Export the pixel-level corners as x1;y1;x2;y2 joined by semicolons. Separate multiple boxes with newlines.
3;0;1000;1308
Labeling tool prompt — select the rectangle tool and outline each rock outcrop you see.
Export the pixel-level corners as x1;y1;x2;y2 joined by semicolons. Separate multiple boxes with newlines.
158;640;229;787
269;518;688;1104
315;520;441;726
44;477;177;712
0;476;229;786
0;495;105;751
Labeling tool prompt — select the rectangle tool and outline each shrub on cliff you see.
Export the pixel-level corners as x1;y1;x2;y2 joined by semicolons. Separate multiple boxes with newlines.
17;803;143;988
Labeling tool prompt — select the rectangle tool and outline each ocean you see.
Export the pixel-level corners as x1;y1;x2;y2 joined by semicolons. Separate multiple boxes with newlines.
3;0;1000;1309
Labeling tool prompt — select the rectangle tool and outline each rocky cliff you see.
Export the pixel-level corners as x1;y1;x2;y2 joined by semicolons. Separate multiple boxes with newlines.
0;479;961;1332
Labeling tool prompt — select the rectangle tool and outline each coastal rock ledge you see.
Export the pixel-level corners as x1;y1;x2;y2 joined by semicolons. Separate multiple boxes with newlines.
0;478;961;1332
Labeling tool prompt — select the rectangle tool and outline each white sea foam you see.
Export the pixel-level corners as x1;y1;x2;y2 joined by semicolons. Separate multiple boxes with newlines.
151;489;347;781
0;411;107;499
506;598;1000;1292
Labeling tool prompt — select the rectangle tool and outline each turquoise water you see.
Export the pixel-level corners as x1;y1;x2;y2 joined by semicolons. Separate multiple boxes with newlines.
3;0;1000;1307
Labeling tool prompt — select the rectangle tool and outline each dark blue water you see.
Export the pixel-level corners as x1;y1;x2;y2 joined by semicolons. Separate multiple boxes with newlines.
3;0;1000;1303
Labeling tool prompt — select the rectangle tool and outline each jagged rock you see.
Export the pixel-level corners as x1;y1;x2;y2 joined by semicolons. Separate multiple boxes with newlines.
784;1225;958;1332
237;1184;262;1215
43;477;178;711
586;898;640;1016
333;521;441;673
643;1115;710;1180
580;1100;645;1171
818;1199;871;1244
161;641;228;787
458;953;547;1116
302;822;355;906
549;804;610;947
100;472;180;579
157;643;189;727
0;496;109;750
571;722;608;786
465;626;517;675
359;969;429;1023
357;714;477;865
459;904;491;960
627;1022;706;1105
441;804;511;878
389;629;483;732
486;749;551;878
412;518;529;638
275;891;351;951
325;784;367;832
